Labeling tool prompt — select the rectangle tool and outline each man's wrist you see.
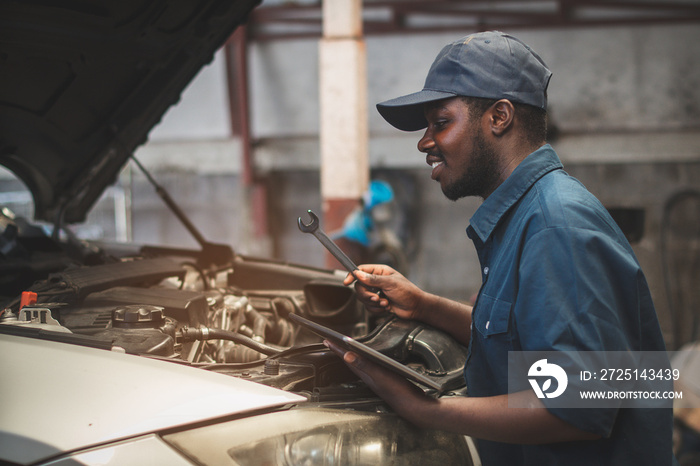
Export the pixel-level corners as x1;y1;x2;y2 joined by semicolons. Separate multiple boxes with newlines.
413;291;439;323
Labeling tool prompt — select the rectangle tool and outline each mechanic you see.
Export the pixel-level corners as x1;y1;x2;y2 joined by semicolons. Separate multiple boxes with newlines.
325;31;676;465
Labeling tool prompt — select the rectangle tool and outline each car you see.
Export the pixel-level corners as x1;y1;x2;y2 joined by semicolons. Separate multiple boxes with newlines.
0;1;479;464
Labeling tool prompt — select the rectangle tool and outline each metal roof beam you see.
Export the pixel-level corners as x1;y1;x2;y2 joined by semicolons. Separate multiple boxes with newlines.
248;0;700;41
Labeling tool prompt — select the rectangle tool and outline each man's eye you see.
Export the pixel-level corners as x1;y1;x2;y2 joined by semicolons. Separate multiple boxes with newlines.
433;119;448;129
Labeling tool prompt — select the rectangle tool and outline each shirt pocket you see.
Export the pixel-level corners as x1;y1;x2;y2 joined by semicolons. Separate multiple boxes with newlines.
474;293;512;338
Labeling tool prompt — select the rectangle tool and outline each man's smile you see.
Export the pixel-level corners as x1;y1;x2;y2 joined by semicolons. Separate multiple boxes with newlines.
427;155;444;180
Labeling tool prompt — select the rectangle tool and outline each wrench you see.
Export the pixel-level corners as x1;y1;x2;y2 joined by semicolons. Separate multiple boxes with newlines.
297;210;384;296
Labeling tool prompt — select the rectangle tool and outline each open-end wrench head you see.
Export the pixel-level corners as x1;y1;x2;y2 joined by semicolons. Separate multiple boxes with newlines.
297;209;319;233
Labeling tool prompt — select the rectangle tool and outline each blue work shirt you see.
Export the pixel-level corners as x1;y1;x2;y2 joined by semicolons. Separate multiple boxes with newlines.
465;145;675;465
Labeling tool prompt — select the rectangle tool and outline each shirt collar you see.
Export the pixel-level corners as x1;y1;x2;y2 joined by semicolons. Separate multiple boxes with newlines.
468;144;563;242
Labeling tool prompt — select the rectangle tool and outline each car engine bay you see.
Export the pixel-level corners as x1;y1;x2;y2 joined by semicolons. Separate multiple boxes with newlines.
0;207;468;401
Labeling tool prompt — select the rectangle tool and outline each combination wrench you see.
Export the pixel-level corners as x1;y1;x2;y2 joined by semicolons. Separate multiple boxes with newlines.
297;209;384;297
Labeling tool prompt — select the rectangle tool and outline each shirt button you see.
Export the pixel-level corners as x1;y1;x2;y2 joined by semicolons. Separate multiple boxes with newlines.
484;266;489;276
486;321;490;329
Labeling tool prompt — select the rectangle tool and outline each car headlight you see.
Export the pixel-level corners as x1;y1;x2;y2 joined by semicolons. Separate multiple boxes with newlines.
163;407;476;466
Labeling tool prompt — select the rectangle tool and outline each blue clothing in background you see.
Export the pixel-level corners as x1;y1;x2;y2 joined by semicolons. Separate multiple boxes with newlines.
465;144;675;465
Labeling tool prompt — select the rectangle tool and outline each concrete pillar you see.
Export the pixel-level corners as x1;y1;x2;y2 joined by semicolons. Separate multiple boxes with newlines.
319;0;368;268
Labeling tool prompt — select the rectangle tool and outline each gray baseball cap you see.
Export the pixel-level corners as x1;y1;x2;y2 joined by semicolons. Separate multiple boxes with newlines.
377;31;552;131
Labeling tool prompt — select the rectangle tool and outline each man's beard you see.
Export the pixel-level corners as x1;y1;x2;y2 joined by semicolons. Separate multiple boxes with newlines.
442;127;500;201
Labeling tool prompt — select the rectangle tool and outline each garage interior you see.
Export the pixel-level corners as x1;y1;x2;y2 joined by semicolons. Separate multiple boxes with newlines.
1;0;699;351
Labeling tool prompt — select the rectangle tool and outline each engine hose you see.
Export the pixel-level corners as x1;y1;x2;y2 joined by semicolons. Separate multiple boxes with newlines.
246;306;268;341
179;327;282;356
224;344;266;363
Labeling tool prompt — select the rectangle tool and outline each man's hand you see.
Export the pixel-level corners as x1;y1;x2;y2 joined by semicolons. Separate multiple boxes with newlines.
323;338;429;411
344;264;426;320
344;264;474;346
324;339;600;445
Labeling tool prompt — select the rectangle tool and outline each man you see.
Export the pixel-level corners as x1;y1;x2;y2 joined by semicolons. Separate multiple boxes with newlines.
325;31;676;465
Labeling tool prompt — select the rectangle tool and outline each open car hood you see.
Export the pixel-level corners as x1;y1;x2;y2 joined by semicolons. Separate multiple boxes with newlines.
0;0;259;224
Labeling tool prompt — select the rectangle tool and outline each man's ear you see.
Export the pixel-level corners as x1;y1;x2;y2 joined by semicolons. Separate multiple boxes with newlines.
489;99;515;136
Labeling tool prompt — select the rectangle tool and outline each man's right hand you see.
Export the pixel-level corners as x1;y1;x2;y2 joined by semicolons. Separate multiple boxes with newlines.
345;264;474;347
343;264;426;321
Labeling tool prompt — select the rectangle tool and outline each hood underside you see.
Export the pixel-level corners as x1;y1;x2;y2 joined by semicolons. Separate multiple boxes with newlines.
0;0;260;224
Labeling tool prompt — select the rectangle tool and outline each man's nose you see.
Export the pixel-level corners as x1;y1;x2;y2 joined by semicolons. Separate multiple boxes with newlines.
417;129;434;153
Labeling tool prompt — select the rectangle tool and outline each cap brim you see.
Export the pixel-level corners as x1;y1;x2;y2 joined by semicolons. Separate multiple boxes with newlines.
376;89;457;131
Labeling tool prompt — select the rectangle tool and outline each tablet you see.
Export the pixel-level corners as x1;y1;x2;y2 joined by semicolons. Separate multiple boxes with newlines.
288;313;445;394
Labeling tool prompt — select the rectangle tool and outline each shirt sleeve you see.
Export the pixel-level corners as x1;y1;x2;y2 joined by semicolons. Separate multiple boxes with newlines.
514;221;645;436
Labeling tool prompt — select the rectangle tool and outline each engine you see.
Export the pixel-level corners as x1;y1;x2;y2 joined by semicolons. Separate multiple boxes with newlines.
0;251;468;397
